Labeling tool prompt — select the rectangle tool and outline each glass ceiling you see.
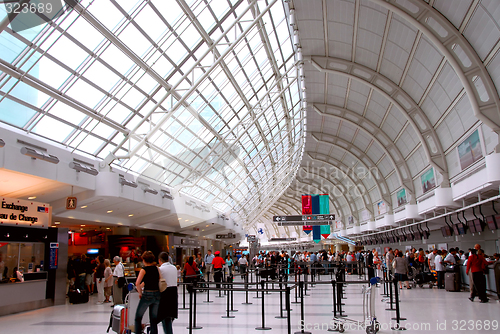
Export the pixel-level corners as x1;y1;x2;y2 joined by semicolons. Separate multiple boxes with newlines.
0;0;306;224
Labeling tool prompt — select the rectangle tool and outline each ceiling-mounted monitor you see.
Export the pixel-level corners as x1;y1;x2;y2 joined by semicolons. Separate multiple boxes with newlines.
457;223;466;235
474;219;484;232
441;226;452;237
486;216;498;231
467;219;477;233
452;224;459;236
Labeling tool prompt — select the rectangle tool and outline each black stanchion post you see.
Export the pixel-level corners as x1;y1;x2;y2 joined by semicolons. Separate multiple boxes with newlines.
304;271;309;296
276;276;286;319
391;279;407;330
331;280;336;316
192;283;202;329
382;268;388;297
204;280;213;303
242;273;252;305
180;283;189;310
230;279;238;312
188;284;193;334
293;281;311;334
336;281;347;318
255;281;272;330
386;276;395;311
286;285;291;334
292;271;300;304
222;283;235;319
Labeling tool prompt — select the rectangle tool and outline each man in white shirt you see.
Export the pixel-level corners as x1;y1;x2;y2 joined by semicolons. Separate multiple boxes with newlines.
112;256;125;305
434;250;445;289
444;248;457;265
428;249;437;271
238;255;248;280
158;252;177;334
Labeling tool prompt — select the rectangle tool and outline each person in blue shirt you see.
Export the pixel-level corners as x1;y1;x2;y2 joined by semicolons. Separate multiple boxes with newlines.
204;250;215;282
225;254;234;276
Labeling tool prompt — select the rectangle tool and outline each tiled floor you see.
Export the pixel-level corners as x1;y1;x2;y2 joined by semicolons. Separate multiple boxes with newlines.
0;274;499;333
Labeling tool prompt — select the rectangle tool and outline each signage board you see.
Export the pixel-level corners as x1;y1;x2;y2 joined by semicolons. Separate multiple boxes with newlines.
49;242;59;269
216;232;234;239
278;221;332;226
0;197;51;228
247;235;257;243
273;214;335;222
269;237;297;242
66;197;77;210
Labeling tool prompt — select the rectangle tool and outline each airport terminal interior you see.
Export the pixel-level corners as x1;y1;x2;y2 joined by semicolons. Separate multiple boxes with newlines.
0;0;500;333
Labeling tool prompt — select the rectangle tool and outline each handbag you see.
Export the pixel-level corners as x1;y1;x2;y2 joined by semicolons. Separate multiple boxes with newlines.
392;260;397;269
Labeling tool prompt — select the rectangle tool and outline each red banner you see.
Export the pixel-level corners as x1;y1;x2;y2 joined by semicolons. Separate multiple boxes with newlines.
0;243;7;248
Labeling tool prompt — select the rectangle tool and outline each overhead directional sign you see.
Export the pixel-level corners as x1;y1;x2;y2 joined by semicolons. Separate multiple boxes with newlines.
269;237;297;242
273;214;335;222
273;214;335;226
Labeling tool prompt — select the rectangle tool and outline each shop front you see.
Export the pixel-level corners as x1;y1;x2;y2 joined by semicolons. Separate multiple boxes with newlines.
0;197;67;316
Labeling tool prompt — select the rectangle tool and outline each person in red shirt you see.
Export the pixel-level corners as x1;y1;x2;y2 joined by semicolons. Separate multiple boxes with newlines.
183;256;199;284
466;249;489;303
212;251;226;288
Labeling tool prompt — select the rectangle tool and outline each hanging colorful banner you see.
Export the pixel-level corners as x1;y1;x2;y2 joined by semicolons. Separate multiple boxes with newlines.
311;195;321;243
302;195;312;235
319;194;330;239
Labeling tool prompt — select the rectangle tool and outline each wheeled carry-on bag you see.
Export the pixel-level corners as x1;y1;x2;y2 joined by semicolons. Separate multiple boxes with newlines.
108;304;127;334
445;272;460;292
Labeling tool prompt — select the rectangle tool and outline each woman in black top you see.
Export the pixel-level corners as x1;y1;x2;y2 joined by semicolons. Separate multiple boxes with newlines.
135;251;161;334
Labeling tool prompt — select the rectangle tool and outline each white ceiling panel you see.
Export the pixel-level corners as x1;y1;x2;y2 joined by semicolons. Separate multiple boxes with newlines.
421;63;462;125
366;142;384;164
377;156;393;178
395;127;419;158
433;0;473;30
385;172;399;193
369;187;381;204
294;0;324;20
327;0;356;25
381;107;405;140
338;122;357;142
352;130;371;151
463;1;500;61
365;91;390;126
406;145;427;177
300;39;327;57
329;41;354;60
486;50;500;97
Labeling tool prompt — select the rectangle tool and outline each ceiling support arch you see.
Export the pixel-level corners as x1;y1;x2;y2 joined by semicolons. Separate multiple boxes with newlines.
309;134;393;208
313;103;415;196
369;0;500;137
306;153;388;213
309;57;448;182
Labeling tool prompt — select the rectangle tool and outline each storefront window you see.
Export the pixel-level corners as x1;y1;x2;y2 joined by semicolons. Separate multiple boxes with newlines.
0;242;45;280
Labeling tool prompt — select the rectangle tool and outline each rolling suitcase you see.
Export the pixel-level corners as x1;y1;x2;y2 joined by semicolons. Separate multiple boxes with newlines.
68;288;89;304
107;304;127;334
445;272;460;292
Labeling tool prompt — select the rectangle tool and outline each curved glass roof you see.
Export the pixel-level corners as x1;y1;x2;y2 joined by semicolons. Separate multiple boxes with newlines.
0;0;306;225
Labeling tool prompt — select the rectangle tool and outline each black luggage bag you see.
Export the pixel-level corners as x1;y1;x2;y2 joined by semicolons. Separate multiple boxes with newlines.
69;288;89;304
415;272;436;285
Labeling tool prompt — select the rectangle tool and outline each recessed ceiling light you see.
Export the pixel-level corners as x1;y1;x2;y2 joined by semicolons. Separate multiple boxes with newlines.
81;205;88;209
81;224;85;227
185;219;189;222
106;228;111;230
128;214;134;217
107;210;113;213
202;229;205;231
206;225;209;227
54;222;60;225
28;196;36;200
178;218;182;220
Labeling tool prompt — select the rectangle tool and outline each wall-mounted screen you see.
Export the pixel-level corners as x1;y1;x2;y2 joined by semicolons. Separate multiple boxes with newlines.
441;226;452;237
457;223;466;235
486;216;498;231
452;224;459;235
474;219;484;232
467;220;476;233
